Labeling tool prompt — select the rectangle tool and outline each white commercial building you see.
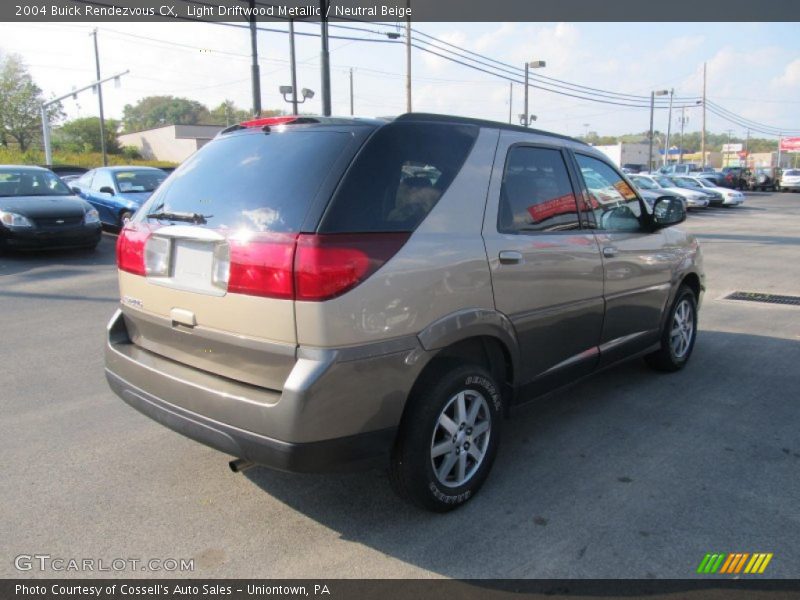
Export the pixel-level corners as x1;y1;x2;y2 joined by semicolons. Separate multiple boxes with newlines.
592;142;652;169
118;124;224;163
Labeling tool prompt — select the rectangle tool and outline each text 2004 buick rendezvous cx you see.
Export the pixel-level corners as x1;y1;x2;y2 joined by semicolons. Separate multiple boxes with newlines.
105;113;704;511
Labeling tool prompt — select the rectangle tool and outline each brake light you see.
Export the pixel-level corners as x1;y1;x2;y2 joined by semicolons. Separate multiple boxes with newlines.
116;222;154;276
294;233;410;301
227;233;298;299
240;116;299;128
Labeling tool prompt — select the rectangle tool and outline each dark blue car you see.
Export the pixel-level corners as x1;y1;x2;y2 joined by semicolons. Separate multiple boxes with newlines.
70;166;168;227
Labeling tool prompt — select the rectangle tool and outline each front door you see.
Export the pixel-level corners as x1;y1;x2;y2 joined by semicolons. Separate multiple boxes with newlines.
571;152;674;365
482;133;605;394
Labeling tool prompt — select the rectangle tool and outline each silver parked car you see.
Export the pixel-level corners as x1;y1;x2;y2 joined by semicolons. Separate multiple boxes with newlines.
105;114;705;511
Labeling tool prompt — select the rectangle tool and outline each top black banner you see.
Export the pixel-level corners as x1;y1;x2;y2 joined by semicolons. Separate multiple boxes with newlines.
3;0;800;22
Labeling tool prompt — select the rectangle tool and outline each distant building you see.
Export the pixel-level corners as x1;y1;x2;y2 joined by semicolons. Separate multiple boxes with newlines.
592;142;651;169
118;124;224;163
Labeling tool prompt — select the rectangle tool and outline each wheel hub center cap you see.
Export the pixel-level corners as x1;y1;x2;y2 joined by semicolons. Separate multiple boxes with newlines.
455;431;467;445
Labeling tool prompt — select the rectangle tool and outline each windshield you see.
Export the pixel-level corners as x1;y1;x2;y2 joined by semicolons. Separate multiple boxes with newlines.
694;179;713;188
0;168;72;197
675;177;701;188
632;176;658;190
784;170;800;176
113;169;167;193
656;176;674;188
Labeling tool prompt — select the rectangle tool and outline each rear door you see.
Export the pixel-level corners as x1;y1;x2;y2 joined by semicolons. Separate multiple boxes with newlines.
116;126;367;391
571;152;673;365
482;133;604;393
88;169;118;224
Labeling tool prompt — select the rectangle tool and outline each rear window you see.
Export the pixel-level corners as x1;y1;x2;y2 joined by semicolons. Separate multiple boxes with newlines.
784;170;800;176
138;130;350;233
319;122;478;233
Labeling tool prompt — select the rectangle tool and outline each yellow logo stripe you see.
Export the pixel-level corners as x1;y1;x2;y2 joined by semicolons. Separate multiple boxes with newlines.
758;553;773;574
744;554;761;574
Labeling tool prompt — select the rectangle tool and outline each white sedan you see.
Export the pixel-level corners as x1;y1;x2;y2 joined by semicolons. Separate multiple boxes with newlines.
630;174;709;209
687;176;745;206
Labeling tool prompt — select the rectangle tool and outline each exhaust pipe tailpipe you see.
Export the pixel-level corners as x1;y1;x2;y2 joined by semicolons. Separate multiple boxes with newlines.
229;458;256;473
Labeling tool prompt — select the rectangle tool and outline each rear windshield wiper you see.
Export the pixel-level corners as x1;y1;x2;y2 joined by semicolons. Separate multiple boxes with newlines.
145;210;211;224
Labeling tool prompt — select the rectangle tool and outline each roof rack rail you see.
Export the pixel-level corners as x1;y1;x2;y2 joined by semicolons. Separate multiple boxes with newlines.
394;112;587;145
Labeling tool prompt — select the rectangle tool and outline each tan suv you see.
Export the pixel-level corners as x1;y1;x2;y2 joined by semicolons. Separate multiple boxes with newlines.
105;113;704;511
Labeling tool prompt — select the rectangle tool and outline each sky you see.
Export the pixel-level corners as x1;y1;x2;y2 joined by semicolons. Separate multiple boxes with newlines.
0;20;798;139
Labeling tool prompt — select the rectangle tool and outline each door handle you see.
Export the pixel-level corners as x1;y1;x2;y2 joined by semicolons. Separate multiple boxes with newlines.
602;246;618;258
499;250;523;265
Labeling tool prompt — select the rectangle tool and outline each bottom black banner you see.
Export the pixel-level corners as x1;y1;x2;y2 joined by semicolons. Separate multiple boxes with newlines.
4;579;800;600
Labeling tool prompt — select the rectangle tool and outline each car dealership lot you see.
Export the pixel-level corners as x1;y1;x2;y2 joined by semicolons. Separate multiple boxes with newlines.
1;193;799;579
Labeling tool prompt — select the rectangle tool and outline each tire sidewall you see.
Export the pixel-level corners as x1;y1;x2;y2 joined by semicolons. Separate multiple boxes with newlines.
404;365;503;510
666;288;698;367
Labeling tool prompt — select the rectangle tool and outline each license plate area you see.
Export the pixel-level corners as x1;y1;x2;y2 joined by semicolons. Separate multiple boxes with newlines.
148;238;226;296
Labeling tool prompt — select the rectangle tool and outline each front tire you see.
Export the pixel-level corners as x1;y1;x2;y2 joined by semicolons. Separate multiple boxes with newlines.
119;210;133;227
645;285;698;372
390;362;503;512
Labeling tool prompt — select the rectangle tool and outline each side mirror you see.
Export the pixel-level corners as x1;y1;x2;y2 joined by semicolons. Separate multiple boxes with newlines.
70;186;80;194
652;196;686;229
99;186;115;195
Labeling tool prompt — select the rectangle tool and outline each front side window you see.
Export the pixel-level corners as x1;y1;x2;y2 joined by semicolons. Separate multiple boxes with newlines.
575;154;643;232
497;146;580;233
91;170;115;192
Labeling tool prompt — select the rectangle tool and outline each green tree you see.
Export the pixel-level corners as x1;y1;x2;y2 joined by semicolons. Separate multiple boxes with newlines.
53;116;121;154
0;52;63;151
122;95;211;132
208;100;250;126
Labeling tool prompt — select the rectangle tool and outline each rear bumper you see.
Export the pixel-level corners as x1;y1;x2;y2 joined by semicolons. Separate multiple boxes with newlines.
104;309;429;472
106;368;397;472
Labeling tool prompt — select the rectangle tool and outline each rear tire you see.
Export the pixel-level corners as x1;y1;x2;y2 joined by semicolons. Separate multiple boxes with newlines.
390;362;503;512
645;285;698;372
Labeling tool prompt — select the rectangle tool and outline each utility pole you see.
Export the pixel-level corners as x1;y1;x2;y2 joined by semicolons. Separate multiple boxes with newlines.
248;0;262;117
319;0;331;116
508;82;512;124
648;91;655;171
701;62;706;167
777;133;783;168
405;0;411;113
745;128;750;167
90;29;108;167
289;19;298;115
349;68;354;116
678;106;687;164
663;88;674;167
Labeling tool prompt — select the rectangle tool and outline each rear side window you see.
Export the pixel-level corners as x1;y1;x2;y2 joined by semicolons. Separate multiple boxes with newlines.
498;146;580;233
139;130;350;232
319;122;478;233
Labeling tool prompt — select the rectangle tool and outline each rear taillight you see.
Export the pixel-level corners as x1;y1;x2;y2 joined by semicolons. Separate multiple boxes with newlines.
116;222;153;276
294;233;410;301
226;233;298;299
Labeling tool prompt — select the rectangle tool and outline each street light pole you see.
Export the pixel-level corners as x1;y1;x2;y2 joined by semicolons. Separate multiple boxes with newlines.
508;82;512;124
648;90;668;171
289;19;299;115
663;88;674;167
523;60;545;127
349;68;354;116
40;70;129;166
90;29;108;167
679;106;686;165
248;0;262;118
319;0;331;116
405;0;411;112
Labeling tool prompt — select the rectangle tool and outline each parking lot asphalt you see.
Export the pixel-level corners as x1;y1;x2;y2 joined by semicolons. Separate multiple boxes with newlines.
1;192;799;579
